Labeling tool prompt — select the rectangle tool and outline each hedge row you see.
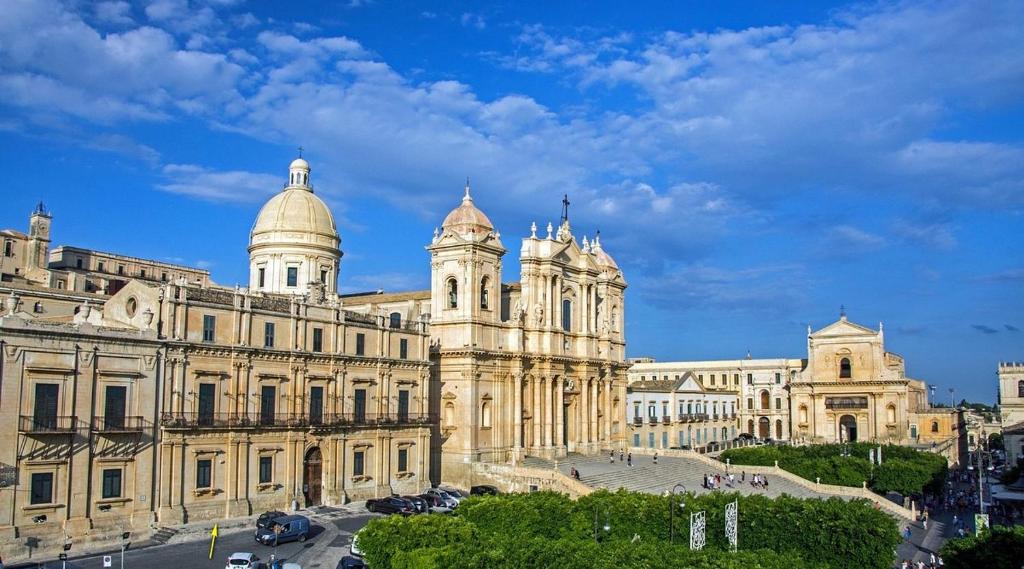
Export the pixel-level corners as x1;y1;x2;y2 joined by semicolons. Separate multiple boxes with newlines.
720;442;948;496
359;489;900;569
939;525;1024;569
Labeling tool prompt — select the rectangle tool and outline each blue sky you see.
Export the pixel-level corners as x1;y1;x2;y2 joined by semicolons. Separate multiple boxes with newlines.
1;0;1021;404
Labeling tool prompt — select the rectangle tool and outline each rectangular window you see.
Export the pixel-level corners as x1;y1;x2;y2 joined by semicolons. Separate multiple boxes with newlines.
286;267;298;287
399;338;408;359
747;398;754;410
118;265;124;275
355;333;365;356
30;472;53;505
398;390;409;422
260;385;276;425
98;261;105;272
309;386;324;425
734;373;739;385
258;267;266;288
76;258;83;269
196;459;212;489
33;383;59;429
312;328;323;352
633;433;641;447
746;373;753;385
102;468;122;499
259;456;273;484
648;432;655;448
3;241;11;257
775;372;781;384
198;384;215;426
398;448;409;472
103;385;127;430
648;405;656;418
698;374;703;382
354;389;367;422
264;322;275;348
161;272;167;281
140;269;146;278
662;432;668;448
776;397;782;410
202;314;215;342
633;403;641;419
320;269;328;284
353;451;365;476
710;374;715;386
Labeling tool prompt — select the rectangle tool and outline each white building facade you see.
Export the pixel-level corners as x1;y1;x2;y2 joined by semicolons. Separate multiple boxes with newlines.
626;374;738;451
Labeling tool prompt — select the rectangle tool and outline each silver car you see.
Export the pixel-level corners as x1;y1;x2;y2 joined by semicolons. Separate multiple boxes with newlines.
424;488;459;508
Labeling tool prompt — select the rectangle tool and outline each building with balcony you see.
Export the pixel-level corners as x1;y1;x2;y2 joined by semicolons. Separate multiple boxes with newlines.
626;374;737;451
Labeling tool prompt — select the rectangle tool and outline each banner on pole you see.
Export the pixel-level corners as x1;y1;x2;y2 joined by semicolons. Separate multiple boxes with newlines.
690;510;706;551
725;500;738;552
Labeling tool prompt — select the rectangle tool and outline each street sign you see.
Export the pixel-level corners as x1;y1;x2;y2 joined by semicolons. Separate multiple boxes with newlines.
58;553;67;561
103;555;113;567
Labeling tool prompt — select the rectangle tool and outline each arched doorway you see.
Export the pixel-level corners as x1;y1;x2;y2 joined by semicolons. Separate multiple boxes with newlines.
839;415;857;443
303;447;322;507
758;417;770;439
747;419;754;435
775;419;783;439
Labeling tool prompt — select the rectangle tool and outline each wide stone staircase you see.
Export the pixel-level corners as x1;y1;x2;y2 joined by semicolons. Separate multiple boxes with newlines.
526;452;823;499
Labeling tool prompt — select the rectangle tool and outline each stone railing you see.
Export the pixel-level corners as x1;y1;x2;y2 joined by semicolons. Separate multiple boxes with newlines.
470;462;593;498
627;447;915;520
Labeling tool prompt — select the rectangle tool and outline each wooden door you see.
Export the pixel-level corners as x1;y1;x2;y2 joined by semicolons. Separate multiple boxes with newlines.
304;447;322;506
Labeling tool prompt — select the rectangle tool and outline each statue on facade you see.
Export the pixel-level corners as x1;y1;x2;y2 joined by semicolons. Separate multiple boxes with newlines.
533;303;544;326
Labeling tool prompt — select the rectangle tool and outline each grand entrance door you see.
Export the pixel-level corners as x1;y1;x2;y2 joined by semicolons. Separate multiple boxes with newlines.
303;447;322;507
758;417;770;439
839;415;858;442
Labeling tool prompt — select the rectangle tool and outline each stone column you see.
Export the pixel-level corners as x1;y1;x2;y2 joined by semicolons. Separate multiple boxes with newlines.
536;376;544;450
590;378;599;445
603;378;613;443
543;377;553;448
513;373;523;453
554;377;564;452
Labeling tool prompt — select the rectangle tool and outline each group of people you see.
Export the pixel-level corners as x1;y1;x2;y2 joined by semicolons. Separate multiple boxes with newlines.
702;472;734;490
898;554;943;568
749;472;769;490
569;466;582;480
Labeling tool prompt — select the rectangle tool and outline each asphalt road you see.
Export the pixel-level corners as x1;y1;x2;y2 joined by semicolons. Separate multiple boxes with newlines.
14;513;375;569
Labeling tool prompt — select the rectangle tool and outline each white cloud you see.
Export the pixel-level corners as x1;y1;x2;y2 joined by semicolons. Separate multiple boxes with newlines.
460;13;486;30
157;164;280;202
94;1;133;25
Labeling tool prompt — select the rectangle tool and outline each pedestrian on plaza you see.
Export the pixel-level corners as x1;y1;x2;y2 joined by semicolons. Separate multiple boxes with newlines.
929;552;936;567
610;451;615;464
763;475;769;489
741;470;746;483
620;450;624;462
916;560;925;569
653;452;658;465
903;525;913;540
627;453;632;467
900;559;909;569
936;555;943;567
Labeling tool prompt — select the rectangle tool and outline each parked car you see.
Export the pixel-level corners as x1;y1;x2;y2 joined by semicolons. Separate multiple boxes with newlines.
226;552;260;569
417;493;454;514
256;510;287;529
734;433;755;442
337;556;368;569
423;488;459;508
366;496;416;515
255;514;310;545
401;495;429;514
470;485;499;496
440;487;468;503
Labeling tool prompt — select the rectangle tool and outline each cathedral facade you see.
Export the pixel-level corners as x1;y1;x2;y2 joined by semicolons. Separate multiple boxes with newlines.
0;157;628;559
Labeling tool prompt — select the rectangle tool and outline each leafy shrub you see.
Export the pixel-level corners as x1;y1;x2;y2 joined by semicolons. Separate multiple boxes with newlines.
940;525;1024;569
360;489;900;569
721;443;947;497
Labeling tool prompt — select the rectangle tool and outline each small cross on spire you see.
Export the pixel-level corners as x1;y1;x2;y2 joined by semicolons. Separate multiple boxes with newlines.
840;304;846;318
297;146;304;158
561;194;570;224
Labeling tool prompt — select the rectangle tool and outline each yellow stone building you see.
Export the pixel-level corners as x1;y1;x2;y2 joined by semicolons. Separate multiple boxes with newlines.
790;314;930;444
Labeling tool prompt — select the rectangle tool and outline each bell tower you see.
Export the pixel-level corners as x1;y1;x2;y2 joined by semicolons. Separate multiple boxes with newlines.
427;182;505;349
27;201;51;270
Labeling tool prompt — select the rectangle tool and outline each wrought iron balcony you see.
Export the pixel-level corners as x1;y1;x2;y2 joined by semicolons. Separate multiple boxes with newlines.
633;416;644;426
825;397;869;410
93;416;147;433
160;412;436;430
661;415;672;424
19;415;77;434
647;416;659;425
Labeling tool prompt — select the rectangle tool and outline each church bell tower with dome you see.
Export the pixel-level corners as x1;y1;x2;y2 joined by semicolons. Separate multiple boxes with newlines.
248;157;342;295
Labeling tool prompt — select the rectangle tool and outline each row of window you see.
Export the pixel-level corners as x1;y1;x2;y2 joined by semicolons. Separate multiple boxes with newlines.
637;372;789;386
256;266;332;289
205;316;408;358
631;426;737;448
29;468;123;505
194;448;410;490
445;277;491;310
71;257;187;282
632;401;736;418
746;395;784;410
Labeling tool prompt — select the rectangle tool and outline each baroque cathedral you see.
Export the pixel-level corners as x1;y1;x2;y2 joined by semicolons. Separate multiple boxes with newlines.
0;157;628;557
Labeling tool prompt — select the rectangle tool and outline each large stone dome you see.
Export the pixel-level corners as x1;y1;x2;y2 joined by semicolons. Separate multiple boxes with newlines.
248;157;342;294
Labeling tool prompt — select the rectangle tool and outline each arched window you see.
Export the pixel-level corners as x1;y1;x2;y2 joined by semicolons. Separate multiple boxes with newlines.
759;390;770;410
480;276;490;310
444;401;455;427
561;299;571;332
839;357;852;379
389;312;401;329
886;404;896;424
931;421;939;433
446;278;458;309
481;401;492;428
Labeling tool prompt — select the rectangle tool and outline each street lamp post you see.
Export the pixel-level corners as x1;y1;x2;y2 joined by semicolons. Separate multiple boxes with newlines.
669;483;687;544
593;506;610;543
978;428;986;515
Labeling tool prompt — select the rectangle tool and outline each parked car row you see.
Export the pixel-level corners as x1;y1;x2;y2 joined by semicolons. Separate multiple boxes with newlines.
364;485;500;516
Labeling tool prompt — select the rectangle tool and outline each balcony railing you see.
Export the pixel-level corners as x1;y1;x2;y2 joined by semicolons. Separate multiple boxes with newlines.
19;415;77;434
661;415;672;424
633;417;643;426
647;416;659;425
160;412;436;430
93;416;147;433
825;397;869;410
